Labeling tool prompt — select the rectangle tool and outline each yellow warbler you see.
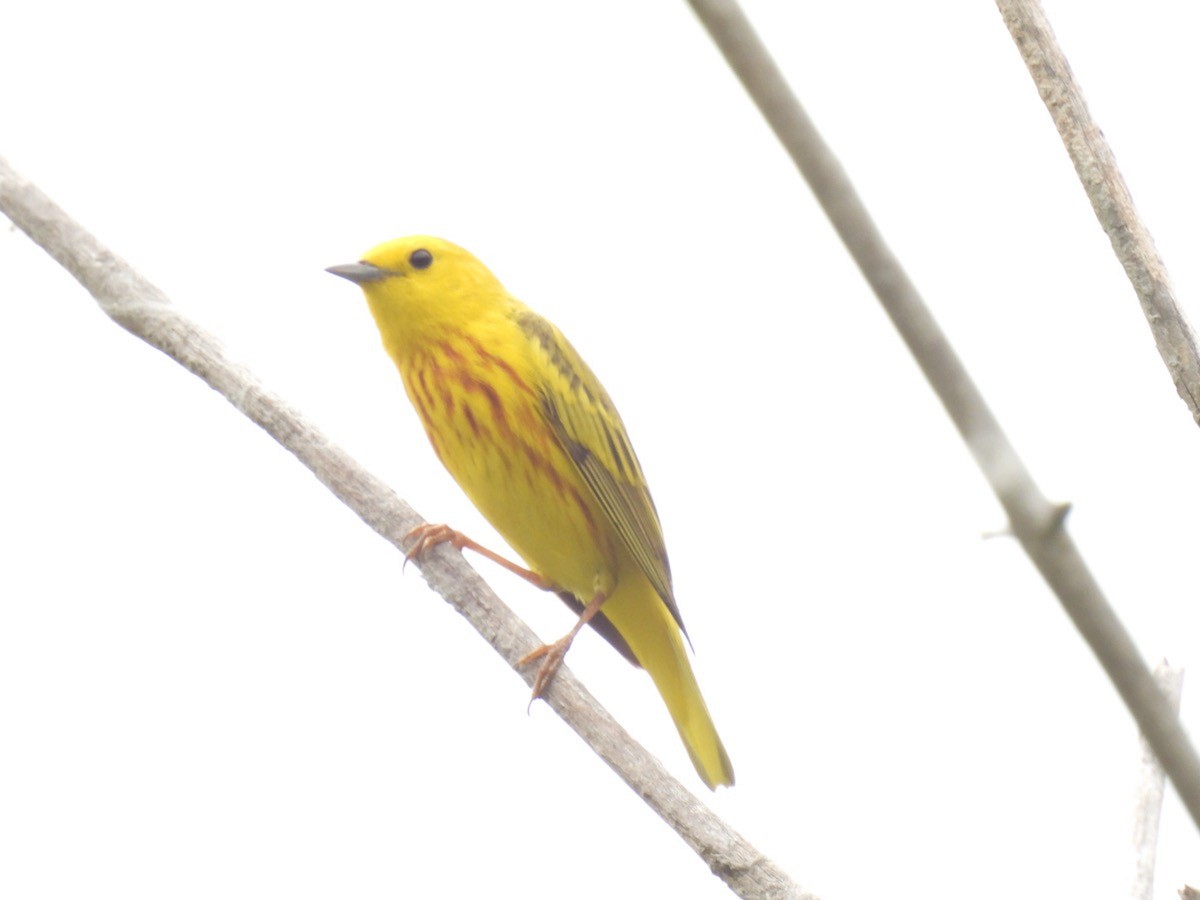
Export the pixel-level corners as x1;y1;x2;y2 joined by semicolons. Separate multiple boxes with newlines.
328;236;734;789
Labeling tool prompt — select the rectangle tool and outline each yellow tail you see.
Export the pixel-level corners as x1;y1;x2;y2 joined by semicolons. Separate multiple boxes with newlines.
604;580;734;789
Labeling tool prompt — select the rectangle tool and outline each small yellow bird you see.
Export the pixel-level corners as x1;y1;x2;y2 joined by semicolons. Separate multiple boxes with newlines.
328;236;733;789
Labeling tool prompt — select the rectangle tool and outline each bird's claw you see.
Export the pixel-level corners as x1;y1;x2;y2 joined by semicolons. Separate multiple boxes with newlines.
402;523;465;572
517;637;571;709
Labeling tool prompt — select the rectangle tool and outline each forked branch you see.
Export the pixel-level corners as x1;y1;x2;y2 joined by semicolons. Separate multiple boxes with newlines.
687;0;1200;830
1131;661;1184;900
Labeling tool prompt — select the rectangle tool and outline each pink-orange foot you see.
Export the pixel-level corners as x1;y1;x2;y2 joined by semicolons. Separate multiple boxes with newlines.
516;589;609;703
403;523;467;567
401;523;555;590
517;635;575;701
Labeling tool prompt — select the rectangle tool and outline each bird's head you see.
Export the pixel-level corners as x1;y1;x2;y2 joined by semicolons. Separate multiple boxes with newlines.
327;235;506;355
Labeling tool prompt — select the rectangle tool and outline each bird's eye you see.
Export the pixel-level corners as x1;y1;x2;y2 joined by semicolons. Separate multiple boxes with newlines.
409;249;433;270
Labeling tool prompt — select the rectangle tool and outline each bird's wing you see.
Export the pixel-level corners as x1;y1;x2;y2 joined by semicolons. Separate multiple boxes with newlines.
516;310;686;637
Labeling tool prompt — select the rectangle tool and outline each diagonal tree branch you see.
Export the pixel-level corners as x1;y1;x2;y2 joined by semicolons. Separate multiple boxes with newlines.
686;0;1200;831
995;0;1200;424
0;155;812;900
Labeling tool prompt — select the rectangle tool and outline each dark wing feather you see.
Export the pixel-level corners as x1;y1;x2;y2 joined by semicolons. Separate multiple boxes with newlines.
517;310;687;638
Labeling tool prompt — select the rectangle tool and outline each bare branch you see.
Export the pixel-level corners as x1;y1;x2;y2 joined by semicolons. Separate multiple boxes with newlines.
686;0;1200;831
0;155;811;900
1132;661;1185;900
995;0;1200;423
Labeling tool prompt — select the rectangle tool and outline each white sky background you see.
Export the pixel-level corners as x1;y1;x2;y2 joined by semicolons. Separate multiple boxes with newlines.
2;1;1198;897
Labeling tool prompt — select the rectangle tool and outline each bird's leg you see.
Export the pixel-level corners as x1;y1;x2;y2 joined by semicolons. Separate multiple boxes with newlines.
518;590;609;701
403;523;556;591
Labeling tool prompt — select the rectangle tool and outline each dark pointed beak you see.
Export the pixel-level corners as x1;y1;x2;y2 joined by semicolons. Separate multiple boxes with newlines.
325;262;390;284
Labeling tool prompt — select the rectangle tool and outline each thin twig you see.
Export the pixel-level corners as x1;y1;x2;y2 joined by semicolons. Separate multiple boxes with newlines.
686;0;1200;831
0;155;812;900
1132;661;1185;900
995;0;1200;423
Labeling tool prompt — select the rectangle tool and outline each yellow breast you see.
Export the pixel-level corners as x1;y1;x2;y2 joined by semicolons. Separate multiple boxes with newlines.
398;332;619;598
